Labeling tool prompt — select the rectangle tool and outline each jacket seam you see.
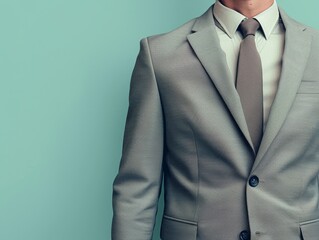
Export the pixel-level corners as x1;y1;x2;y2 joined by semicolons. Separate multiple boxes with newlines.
190;125;200;222
145;37;161;96
144;38;166;164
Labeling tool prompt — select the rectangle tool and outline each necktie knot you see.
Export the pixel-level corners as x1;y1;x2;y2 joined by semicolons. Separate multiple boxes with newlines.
239;18;260;38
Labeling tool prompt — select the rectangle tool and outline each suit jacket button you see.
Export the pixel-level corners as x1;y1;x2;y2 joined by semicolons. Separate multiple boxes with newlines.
239;230;250;240
249;175;259;187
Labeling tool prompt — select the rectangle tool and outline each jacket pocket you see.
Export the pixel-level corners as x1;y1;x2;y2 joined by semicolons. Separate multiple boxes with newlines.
300;214;319;240
297;81;319;94
160;215;197;240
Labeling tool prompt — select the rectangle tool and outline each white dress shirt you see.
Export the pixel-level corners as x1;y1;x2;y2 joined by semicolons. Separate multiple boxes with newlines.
213;0;285;126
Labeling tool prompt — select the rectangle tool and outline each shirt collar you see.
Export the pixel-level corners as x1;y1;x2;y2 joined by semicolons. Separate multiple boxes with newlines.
213;0;280;40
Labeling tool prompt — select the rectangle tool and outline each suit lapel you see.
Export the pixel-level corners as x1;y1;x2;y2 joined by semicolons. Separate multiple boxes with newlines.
252;8;313;171
187;7;255;152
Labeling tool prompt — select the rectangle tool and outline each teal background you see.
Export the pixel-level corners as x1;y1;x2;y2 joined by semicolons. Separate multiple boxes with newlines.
0;1;317;239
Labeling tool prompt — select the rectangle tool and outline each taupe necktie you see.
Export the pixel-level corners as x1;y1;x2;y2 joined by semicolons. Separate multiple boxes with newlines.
236;18;263;152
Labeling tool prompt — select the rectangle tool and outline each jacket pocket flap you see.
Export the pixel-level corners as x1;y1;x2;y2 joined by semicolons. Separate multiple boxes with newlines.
300;218;319;239
297;81;319;94
160;215;197;240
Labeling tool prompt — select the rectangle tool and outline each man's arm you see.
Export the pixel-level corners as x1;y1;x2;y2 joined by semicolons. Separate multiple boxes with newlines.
112;37;164;240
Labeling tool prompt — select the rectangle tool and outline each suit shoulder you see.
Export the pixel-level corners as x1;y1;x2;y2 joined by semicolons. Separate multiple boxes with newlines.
137;6;214;57
301;23;319;46
279;8;319;37
299;22;319;39
141;17;197;53
308;27;319;40
286;16;319;38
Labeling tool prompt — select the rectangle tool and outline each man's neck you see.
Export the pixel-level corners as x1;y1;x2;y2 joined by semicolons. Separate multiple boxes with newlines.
219;0;275;18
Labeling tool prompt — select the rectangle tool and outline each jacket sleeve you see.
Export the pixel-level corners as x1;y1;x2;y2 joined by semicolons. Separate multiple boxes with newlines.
112;37;164;240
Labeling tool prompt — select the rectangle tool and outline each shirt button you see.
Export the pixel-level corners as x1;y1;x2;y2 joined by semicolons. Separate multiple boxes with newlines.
249;175;259;187
239;230;250;240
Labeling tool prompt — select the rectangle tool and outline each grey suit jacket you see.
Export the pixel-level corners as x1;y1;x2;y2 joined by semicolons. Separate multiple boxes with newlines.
112;5;319;240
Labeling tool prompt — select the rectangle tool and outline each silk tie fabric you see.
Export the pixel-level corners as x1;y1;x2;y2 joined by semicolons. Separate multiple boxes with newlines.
236;18;263;152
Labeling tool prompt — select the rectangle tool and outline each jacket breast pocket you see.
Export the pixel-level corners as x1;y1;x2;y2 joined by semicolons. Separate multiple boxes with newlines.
160;215;197;240
300;211;319;240
297;81;319;94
